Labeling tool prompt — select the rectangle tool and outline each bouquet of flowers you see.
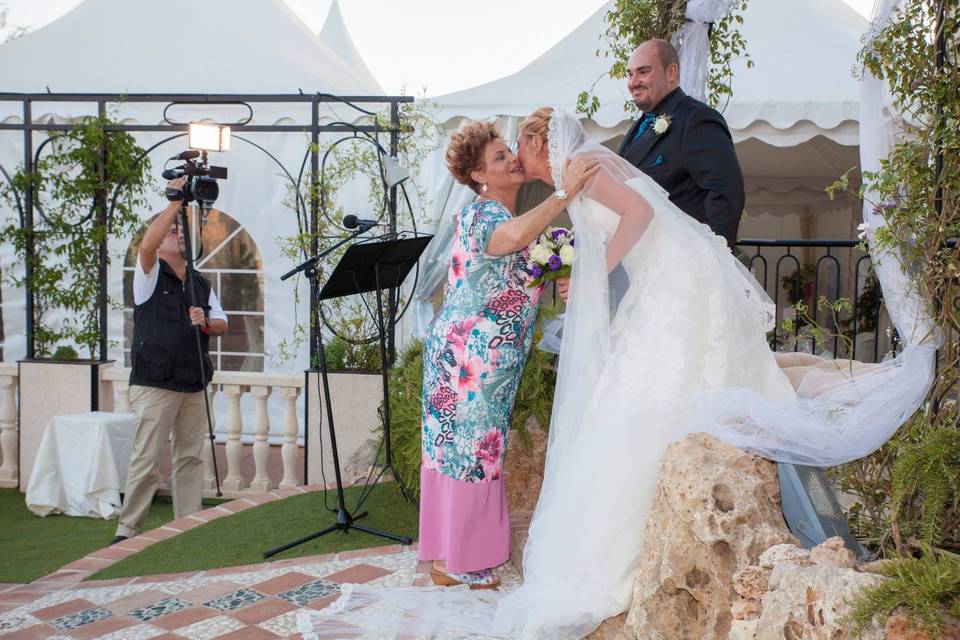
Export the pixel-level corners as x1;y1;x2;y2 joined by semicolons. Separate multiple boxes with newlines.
526;226;575;287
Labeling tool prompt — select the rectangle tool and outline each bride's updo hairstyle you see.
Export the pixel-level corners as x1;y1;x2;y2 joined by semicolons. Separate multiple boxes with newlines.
445;121;500;194
520;107;553;146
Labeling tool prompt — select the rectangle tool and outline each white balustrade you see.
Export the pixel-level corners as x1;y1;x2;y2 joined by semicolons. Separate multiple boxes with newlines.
279;386;301;489
221;383;246;492
249;385;271;492
0;363;18;488
100;368;305;497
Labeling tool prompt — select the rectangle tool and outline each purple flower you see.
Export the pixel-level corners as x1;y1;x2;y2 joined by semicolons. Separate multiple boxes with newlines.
548;255;562;271
530;263;543;278
873;201;897;214
551;228;568;240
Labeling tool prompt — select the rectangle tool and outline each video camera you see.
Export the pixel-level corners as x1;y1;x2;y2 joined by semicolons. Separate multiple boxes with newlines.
162;123;230;205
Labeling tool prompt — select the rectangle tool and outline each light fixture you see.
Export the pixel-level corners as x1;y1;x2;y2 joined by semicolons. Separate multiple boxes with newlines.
188;122;231;152
381;154;409;189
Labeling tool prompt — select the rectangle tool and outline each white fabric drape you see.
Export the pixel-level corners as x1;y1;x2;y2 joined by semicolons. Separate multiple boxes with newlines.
671;0;740;102
859;0;938;345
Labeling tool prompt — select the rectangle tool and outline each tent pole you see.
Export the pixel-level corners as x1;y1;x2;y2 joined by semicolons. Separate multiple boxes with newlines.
97;100;109;362
934;0;945;218
310;96;321;369
23;97;34;360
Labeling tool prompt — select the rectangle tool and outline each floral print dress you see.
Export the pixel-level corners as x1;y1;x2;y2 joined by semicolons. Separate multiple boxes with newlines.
418;198;543;573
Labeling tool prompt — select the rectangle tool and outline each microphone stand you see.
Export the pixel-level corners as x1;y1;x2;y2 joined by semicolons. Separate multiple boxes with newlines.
264;221;412;558
280;223;374;282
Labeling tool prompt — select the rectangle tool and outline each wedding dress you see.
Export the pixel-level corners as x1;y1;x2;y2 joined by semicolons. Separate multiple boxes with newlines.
298;109;938;639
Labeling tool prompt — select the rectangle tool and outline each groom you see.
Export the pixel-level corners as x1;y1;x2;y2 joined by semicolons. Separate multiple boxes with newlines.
618;39;744;250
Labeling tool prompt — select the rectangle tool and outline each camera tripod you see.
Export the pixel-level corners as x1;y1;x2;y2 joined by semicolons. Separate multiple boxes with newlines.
176;200;222;497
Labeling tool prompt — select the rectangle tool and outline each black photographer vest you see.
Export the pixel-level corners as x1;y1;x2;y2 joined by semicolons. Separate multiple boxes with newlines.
129;259;213;392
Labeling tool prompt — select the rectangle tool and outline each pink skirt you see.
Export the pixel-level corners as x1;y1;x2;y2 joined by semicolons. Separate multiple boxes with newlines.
417;466;510;572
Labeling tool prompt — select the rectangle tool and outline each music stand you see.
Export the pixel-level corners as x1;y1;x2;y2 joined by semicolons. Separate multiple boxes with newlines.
262;234;431;558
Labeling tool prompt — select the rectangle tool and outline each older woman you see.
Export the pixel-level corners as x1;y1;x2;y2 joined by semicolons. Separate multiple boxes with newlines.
419;122;596;589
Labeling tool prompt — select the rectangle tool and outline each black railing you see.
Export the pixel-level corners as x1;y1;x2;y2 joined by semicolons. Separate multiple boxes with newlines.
737;239;895;363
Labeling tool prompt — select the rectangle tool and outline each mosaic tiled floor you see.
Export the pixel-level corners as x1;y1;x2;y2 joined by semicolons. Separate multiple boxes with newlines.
0;488;523;639
0;545;521;639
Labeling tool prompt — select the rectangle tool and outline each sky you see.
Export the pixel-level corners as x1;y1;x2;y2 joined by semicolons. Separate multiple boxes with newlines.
1;0;875;97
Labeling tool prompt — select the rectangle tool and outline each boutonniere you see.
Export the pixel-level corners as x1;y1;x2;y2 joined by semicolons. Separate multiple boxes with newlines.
653;114;672;135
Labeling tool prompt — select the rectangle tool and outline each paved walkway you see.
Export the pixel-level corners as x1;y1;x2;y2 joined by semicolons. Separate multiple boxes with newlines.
0;489;521;639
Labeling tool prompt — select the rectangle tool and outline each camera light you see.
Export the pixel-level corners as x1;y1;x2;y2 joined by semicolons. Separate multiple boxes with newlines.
189;122;230;152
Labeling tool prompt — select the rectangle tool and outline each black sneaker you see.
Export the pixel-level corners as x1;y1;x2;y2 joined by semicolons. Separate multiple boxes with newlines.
109;535;128;546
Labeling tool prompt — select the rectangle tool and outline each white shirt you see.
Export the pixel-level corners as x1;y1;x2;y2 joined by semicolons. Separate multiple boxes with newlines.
134;254;228;323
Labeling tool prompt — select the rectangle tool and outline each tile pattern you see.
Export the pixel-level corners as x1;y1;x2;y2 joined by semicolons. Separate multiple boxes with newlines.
0;547;474;638
277;580;340;607
0;614;32;632
49;606;112;631
172;614;245;640
0;487;524;639
202;588;266;612
128;597;190;623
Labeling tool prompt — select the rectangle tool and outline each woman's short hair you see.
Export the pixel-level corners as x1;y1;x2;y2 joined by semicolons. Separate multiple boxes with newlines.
445;121;500;193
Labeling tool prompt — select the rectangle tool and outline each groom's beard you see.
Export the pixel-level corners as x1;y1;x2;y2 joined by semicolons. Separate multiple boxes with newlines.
634;97;653;112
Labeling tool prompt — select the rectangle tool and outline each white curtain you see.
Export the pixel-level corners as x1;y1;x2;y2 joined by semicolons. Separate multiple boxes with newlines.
671;0;740;102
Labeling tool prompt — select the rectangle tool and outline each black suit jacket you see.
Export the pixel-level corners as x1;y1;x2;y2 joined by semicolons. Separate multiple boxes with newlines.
617;88;744;249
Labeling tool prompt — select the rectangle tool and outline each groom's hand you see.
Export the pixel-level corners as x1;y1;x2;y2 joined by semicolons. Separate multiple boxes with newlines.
556;277;570;302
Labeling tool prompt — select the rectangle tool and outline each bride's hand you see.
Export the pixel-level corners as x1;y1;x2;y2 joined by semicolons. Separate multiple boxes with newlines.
561;157;599;198
556;277;570;302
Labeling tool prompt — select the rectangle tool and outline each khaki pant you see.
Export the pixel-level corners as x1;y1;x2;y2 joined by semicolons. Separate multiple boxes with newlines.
116;384;207;538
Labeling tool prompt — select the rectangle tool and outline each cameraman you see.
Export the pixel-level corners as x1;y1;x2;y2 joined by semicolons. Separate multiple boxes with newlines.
111;177;227;545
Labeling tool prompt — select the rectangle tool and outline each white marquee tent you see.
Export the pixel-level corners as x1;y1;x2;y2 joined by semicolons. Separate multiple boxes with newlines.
0;0;381;96
0;0;401;448
0;0;388;363
406;0;869;334
1;0;873;379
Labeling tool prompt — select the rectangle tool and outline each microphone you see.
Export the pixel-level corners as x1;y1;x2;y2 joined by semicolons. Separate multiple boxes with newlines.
170;150;201;161
343;214;379;231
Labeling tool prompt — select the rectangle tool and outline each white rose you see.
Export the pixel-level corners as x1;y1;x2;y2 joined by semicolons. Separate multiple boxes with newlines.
530;244;552;265
653;115;671;135
559;244;576;265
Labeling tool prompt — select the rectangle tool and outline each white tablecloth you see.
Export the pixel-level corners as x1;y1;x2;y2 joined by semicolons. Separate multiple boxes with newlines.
26;411;139;518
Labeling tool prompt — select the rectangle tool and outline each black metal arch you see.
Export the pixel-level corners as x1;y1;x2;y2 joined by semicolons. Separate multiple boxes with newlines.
0;92;413;361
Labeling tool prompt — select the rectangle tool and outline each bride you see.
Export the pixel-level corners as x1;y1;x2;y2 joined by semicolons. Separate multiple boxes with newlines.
300;108;936;639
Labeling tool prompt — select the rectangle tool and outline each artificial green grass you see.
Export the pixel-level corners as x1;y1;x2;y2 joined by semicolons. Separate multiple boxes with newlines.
0;489;225;584
89;483;418;580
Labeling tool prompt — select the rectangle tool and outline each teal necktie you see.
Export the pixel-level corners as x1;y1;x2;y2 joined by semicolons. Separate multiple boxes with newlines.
630;113;657;145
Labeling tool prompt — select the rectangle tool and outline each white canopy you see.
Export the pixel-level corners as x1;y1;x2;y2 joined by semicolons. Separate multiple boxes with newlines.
317;0;383;95
408;0;869;341
0;0;395;444
0;0;382;96
724;0;865;146
429;0;866;148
